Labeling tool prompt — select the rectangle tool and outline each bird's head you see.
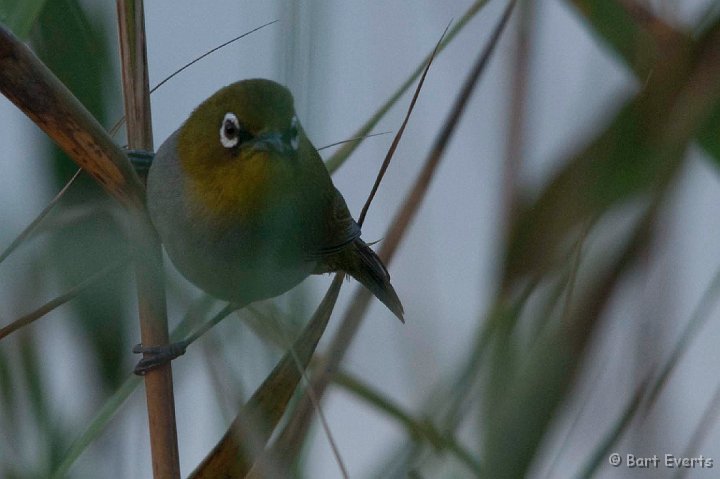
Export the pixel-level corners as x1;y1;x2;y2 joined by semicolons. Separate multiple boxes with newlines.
176;79;304;220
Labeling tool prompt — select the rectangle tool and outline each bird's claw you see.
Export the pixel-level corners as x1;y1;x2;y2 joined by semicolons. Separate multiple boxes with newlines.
125;149;155;175
133;341;188;375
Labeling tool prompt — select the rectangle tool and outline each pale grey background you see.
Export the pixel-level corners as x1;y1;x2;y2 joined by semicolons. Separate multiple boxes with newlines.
1;0;719;477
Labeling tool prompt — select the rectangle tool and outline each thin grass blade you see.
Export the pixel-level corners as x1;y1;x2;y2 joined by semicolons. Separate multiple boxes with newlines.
189;274;344;479
325;0;493;173
0;257;127;341
270;0;517;465
357;21;449;226
0;169;81;266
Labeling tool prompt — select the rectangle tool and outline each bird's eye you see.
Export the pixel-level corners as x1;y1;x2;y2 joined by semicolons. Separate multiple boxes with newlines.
287;115;299;151
220;112;242;149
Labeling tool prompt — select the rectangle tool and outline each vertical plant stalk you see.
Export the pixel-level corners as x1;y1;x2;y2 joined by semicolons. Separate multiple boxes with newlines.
116;2;181;478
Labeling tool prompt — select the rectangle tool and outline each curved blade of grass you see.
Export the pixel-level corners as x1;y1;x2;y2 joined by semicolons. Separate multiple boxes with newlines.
108;20;278;138
563;1;720;169
316;130;391;152
189;274;343;479
0;256;127;341
485;202;656;478
325;0;492;173
357;20;449;226
53;285;335;478
643;263;720;414
504;15;720;286
539;359;607;479
0;168;81;266
270;1;517;466
52;295;218;477
51;373;141;479
244;12;463;476
333;369;483;476
565;0;679;79
231;305;347;477
672;384;720;479
567;259;720;477
573;261;720;479
577;376;649;478
151;21;277;94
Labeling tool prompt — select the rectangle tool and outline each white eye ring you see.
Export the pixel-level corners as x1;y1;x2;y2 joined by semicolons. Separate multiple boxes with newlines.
220;112;240;149
289;115;299;151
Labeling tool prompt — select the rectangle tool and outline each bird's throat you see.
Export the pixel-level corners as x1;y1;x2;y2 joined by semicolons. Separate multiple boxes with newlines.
185;154;274;221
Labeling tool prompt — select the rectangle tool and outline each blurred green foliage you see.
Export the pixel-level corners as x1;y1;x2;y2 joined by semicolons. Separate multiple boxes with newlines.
31;0;131;392
0;0;47;39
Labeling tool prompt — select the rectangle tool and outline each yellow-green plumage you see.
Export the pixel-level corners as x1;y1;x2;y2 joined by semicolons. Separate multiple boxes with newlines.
147;79;403;321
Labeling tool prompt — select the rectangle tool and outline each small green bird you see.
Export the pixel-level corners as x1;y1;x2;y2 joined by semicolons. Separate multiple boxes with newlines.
147;78;403;324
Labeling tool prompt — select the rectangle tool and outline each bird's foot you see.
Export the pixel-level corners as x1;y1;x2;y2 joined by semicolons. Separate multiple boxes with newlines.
132;340;188;375
125;149;155;176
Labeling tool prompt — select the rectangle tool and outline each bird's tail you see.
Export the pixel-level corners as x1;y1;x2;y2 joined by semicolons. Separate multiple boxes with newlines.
346;239;404;322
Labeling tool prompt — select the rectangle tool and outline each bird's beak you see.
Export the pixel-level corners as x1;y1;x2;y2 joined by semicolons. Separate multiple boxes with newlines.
251;131;293;156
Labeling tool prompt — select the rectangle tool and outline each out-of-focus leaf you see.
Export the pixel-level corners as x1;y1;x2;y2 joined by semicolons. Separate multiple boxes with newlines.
564;0;720;170
697;105;720;165
0;0;48;39
334;370;483;476
30;0;131;392
0;346;20;472
53;296;217;478
486;205;655;478
18;332;57;476
570;262;720;478
566;0;683;78
189;275;343;479
51;375;141;479
266;2;518;472
504;18;720;285
488;15;720;479
577;377;648;478
0;257;128;342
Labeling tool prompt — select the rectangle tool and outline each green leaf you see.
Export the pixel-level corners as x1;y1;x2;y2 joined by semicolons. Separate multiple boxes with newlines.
564;0;720;169
504;16;720;284
565;0;667;77
30;0;131;393
697;105;720;167
334;370;483;476
487;209;655;478
51;375;141;479
489;15;720;478
189;275;343;478
0;0;48;39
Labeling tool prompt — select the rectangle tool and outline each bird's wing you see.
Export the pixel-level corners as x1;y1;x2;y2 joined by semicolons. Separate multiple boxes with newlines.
306;188;361;259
